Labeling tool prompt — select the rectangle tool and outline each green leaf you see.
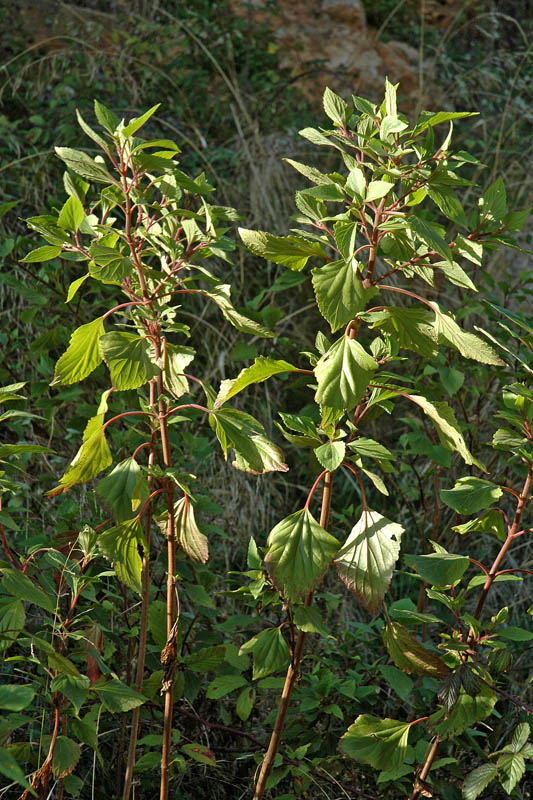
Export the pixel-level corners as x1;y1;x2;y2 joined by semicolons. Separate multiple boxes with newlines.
55;147;112;184
511;723;530;753
202;285;274;337
439;366;464;395
453;510;506;541
383;620;450;677
75;109;109;151
431;304;503;365
238;228;325;271
498;752;525;795
414;110;476;133
283;158;334;186
94;99;119;132
333;221;358;259
93;678;147;713
98;517;144;594
314;335;378;410
20;245;63;263
498;627;533;641
49;392;112;494
335;510;404;615
366;181;394;203
429;683;497;739
427;185;467;227
210;407;288;475
340;714;411;771
1;569;54;613
181;743;216;767
440;477;503;514
206;675;248;700
97;457;146;523
0;598;25;651
0;685;35;711
379;665;414;701
66;274;89;303
346;167;366;197
51;736;80;779
265;508;339;603
239;628;290;680
185;645;225;673
48;652;81;677
314;440;345;471
405;552;470;586
163;344;195;399
175;497;209;564
312;260;377;332
57;195;84;232
434;260;477;291
409;214;453;264
293;606;331;637
360;306;438;358
88;244;132;285
99;331;158;391
303;183;345;202
50;675;90;715
236;686;255;721
380;115;408;141
214;357;298;408
463;763;498;800
0;748;36;794
348;437;396;470
411;395;484;469
122;104;160;137
480;177;507;222
323;86;350;126
52;317;105;385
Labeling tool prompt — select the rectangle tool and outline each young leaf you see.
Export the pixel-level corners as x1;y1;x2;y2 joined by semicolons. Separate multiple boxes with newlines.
427;185;467;227
214;357;299;408
94;99;119;133
210;407;288;474
323;87;350;126
480;176;507;222
335;509;404;615
314;335;378;410
55;147;112;184
411;395;484;469
122;103;161;137
52;317;105;385
265;508;339;603
99;331;159;391
238;228;325;271
340;714;412;771
366;181;394;203
360;306;438;358
405;552;470;586
409;213;453;264
175;497;209;564
383;620;449;677
312;260;377;332
239;628;290;680
57;195;84;232
20;245;63;263
314;441;345;471
97;457;147;522
462;763;498;800
440;477;503;514
98;517;144;594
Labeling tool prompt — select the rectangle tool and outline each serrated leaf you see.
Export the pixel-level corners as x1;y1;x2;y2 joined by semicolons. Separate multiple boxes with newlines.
340;714;411;771
51;736;80;779
163;343;195;399
440;477;502;514
511;723;530;753
239;628;290;680
210;407;287;475
429;683;497;738
431;304;503;365
360;306;438;357
53;317;105;385
293;605;331;637
323;86;350;126
383;620;450;677
99;331;158;390
57;195;84;232
480;177;507;222
314;335;378;410
94;99;119;133
434;260;477;291
214;357;298;407
48;652;81;677
453;510;506;541
265;508;339;603
312;260;377;332
1;569;54;614
411;395;484;469
98;517;144;594
122;104;160;137
405;552;470;586
93;678;147;713
206;675;248;700
414;110;476;133
427;185;467;227
0;598;25;651
409;214;452;263
379;665;414;701
66;274;89;303
97;457;147;522
21;245;63;263
201;284;274;337
463;763;498;800
175;497;208;564
314;440;345;471
348;437;396;469
238;228;325;271
335;509;403;615
283;158;334;185
50;674;90;715
55;147;112;184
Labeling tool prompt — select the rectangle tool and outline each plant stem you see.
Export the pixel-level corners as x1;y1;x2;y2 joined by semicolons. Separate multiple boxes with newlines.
253;471;333;800
408;737;441;800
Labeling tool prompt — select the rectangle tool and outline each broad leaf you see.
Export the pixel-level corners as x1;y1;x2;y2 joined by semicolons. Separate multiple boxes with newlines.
175;497;209;564
55;147;112;184
432;304;503;365
427;185;467;227
163;344;195;399
93;678;147;713
453;510;506;541
0;747;35;793
21;245;63;263
98;517;144;594
89;244;132;284
1;569;54;614
312;260;377;332
97;457;147;522
239;228;325;271
50;674;90;715
314;441;345;471
335;509;404;615
405;552;470;586
498;753;526;794
201;285;274;337
411;395;484;469
185;645;225;673
214;357;298;408
409;213;453;264
210;407;288;474
348;438;396;471
314;336;378;410
383;620;449;677
57;195;84;232
236;686;255;721
122;103;160;137
0;685;35;712
51;737;80;779
360;306;438;357
265;508;339;603
340;715;411;771
206;675;248;700
323;86;350;126
52;317;105;385
440;477;502;515
463;764;498;800
100;331;158;390
239;628;290;680
429;683;497;738
0;598;25;651
366;180;394;203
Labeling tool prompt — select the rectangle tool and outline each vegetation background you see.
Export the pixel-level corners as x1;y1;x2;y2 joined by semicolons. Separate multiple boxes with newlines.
0;1;532;798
